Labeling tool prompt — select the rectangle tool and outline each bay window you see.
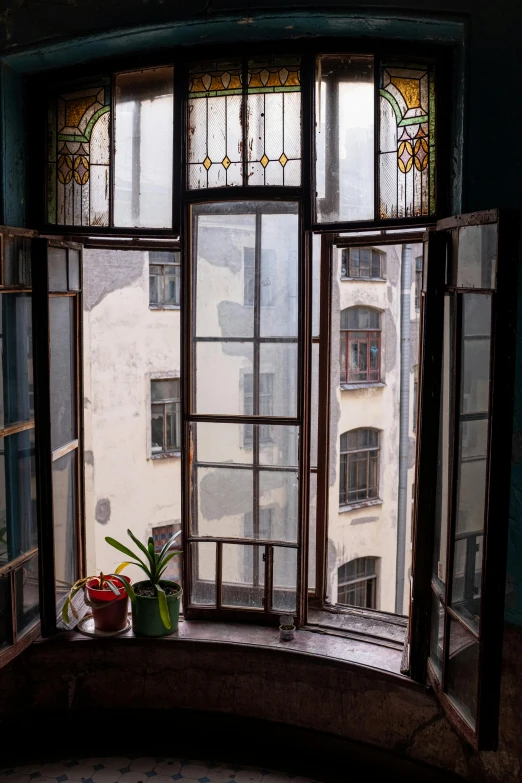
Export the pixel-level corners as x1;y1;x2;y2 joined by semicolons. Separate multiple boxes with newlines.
0;37;513;754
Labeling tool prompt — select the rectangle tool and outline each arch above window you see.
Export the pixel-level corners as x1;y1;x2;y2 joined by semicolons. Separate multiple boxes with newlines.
340;306;380;331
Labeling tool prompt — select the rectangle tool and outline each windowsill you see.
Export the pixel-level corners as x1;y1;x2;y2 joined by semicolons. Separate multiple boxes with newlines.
151;450;181;460
339;498;383;513
340;277;387;283
341;381;386;391
40;615;418;686
149;304;180;310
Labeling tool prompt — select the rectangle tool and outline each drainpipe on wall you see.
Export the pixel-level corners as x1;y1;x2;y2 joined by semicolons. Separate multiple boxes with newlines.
395;243;412;615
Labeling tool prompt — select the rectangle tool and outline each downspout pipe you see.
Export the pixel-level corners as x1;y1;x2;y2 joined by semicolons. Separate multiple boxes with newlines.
395;243;412;614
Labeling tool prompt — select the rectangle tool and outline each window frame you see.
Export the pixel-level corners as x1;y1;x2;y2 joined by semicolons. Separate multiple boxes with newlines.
149;251;181;309
339;307;382;385
150;377;182;457
341;247;385;280
339;428;380;507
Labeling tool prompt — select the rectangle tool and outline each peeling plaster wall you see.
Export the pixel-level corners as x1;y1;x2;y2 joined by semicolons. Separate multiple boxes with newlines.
82;248;181;582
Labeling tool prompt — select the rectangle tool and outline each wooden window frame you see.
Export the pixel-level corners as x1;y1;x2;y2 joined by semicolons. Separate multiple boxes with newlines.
151;378;181;455
339;429;380;506
340;327;381;384
341;247;385;280
149;252;181;308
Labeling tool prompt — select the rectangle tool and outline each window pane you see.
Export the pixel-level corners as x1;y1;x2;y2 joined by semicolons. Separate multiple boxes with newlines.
188;61;243;189
50;297;76;450
312;234;321;337
379;63;435;218
259;342;297;417
48;247;68;292
316;55;374;223
192;422;253;465
259;425;298;467
151;379;179;402
272;546;297;612
195;212;255;338
151;404;164;453
149;266;161;305
165;401;181;451
68;249;80;291
460;294;491;415
433;296;452;592
260;213;299;337
259;470;298;543
0;293;33;429
48;81;110;227
0;429;37;567
195;467;253;538
429;592;445;680
0;574;11;650
15;553;39;635
247;58;301;187
53;450;78;596
308;473;317;591
222;543;264;609
456;224;497;290
446;617;479;730
191;541;216;606
165;266;180;306
196;342;254;416
114;67;174;228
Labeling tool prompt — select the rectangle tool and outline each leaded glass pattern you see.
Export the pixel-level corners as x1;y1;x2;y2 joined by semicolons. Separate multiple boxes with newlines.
247;59;301;186
187;58;301;189
48;82;111;226
379;63;435;219
187;61;243;189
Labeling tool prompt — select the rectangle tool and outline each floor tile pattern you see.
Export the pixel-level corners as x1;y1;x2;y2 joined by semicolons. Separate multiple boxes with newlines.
0;758;322;783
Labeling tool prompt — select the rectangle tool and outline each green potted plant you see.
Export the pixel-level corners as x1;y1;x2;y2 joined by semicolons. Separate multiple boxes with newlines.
105;528;182;637
61;566;131;633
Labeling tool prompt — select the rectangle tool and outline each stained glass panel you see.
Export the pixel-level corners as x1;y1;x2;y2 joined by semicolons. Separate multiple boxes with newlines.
48;81;111;227
187;61;243;189
247;59;301;186
379;63;435;219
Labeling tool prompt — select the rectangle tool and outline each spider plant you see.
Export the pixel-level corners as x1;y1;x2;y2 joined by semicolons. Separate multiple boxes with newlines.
105;528;181;629
60;565;131;625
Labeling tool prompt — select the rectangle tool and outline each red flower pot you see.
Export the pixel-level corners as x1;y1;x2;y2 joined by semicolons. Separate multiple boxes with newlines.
86;575;131;633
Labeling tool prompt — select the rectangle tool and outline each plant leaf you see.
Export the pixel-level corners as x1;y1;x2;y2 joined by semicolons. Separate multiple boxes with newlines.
62;598;71;624
159;530;182;563
115;562;130;574
106;580;120;595
127;529;153;567
156;583;171;629
105;536;148;573
108;574;136;602
157;550;182;579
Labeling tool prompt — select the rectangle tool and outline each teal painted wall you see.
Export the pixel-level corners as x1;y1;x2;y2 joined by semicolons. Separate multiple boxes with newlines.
1;1;521;623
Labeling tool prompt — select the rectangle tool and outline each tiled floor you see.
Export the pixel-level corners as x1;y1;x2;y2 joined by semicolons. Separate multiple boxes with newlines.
0;759;323;783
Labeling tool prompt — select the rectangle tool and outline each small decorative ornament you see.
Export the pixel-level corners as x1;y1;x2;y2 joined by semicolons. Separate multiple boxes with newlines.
279;614;296;641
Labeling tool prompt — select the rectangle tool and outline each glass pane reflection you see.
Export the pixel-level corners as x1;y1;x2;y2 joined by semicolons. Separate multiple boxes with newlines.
446;617;479;730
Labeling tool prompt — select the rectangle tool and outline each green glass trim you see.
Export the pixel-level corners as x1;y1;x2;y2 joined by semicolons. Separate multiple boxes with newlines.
188;88;243;98
247;86;300;94
380;89;428;127
429;70;436;214
57;104;110;143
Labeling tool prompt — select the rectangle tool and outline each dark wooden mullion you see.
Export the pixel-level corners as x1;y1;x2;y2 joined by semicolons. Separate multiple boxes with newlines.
253;212;262;605
31;238;57;637
297;224;311;623
374;51;381;221
441;289;462;693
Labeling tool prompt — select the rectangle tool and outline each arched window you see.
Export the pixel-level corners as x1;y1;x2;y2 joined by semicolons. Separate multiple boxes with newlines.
340;428;380;505
340;307;381;384
337;557;378;608
341;246;385;279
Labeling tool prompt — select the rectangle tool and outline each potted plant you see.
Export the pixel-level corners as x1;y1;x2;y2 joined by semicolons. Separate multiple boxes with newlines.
61;566;131;633
105;528;182;637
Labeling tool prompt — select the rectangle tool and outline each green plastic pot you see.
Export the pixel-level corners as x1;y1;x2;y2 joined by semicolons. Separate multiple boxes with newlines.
131;580;182;637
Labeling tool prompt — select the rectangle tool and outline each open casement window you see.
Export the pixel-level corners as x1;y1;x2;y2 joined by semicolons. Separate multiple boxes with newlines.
32;237;83;636
410;210;518;750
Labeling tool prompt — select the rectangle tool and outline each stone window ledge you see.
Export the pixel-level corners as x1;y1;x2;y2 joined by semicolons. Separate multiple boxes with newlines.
40;616;420;688
340;277;387;283
341;382;386;391
339;498;383;513
149;304;180;310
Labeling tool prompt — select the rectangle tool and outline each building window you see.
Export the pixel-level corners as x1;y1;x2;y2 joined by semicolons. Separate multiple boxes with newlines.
415;254;423;310
152;522;182;582
151;378;181;454
149;251;180;307
340;428;380;506
340;307;381;384
243;372;274;445
341;247;384;279
337;557;378;608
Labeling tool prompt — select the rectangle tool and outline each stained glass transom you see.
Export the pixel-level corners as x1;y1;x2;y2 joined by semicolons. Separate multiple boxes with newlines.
48;82;111;226
247;59;301;186
379;63;435;219
187;58;301;189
